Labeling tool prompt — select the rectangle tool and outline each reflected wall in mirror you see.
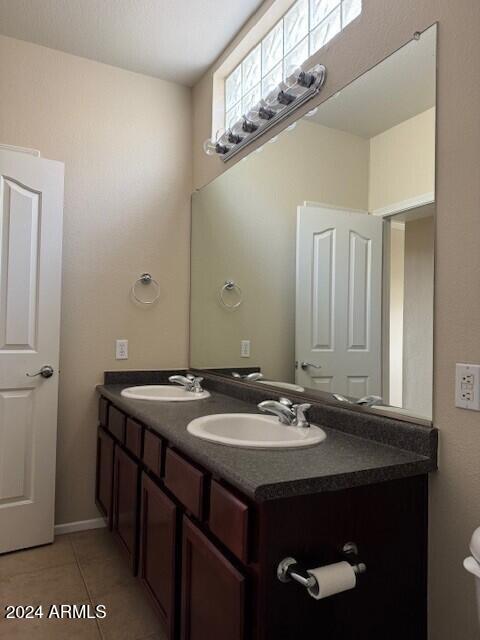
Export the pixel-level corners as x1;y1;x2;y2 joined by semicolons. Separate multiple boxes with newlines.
190;25;436;421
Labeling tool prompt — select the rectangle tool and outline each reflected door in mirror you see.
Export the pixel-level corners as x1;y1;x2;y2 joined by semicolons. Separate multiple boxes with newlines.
295;205;383;397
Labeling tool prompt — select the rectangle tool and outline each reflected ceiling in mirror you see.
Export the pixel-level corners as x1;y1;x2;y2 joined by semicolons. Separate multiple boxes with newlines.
190;25;437;422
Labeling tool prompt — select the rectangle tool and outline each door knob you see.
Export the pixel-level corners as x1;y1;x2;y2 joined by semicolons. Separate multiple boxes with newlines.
300;362;322;370
26;365;54;379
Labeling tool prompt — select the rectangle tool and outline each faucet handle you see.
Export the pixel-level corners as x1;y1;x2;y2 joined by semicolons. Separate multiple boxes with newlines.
356;395;382;407
191;376;204;392
292;403;311;428
279;397;293;407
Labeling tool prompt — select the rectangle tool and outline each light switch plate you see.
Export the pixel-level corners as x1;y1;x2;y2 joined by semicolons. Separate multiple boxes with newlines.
240;340;250;358
455;363;480;410
116;339;128;360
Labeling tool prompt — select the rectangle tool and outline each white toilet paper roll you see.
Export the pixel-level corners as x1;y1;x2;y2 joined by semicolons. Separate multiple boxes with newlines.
307;561;357;600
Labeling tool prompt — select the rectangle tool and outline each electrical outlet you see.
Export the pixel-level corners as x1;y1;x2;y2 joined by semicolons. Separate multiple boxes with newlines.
240;340;250;358
116;339;128;360
455;363;480;410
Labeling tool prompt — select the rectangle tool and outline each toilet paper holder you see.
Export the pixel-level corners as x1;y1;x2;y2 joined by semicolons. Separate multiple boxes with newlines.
277;542;367;589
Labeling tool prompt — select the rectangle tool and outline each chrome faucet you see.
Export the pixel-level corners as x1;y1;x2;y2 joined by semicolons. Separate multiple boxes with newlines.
332;394;383;407
232;372;264;382
169;374;205;393
258;397;312;428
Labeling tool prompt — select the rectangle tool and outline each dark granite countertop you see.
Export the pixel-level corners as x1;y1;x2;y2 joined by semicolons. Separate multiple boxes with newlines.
98;383;436;502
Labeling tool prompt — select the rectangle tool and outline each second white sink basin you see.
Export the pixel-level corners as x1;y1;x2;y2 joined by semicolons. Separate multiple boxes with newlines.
121;385;210;402
187;413;326;449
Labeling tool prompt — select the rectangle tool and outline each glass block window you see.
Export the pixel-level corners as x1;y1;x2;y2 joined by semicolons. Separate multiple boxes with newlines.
225;0;361;128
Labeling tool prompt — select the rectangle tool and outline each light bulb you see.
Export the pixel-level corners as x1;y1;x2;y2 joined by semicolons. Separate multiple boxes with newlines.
231;116;258;135
285;66;316;90
266;81;296;108
228;130;244;144
203;137;229;156
216;129;240;147
265;84;288;109
247;99;276;123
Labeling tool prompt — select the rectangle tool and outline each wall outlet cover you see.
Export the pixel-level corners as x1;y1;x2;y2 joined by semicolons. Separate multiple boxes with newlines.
455;363;480;411
240;340;251;358
116;339;128;360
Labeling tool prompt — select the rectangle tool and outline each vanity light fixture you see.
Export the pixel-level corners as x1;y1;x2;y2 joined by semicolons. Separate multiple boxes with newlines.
204;63;327;162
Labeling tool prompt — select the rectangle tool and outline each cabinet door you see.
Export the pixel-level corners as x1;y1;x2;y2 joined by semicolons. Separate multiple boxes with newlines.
181;517;245;640
113;445;139;571
96;427;114;529
139;473;177;639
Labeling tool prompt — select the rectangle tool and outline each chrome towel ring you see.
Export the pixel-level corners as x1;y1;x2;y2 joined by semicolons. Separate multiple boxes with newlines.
219;280;243;310
131;273;160;305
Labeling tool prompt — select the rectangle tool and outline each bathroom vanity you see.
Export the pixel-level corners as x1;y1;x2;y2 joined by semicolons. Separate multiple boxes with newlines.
96;371;436;640
92;25;440;640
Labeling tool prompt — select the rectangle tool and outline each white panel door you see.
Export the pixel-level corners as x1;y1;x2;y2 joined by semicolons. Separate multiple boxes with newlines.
0;148;64;553
295;205;382;397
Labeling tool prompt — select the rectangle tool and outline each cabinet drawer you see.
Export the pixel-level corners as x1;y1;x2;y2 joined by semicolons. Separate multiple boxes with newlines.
209;481;249;563
164;449;205;520
108;405;126;443
143;430;163;477
98;397;109;427
126;418;143;458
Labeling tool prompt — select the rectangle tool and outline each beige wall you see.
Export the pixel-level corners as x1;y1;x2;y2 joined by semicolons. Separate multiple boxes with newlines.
369;107;436;212
192;1;480;638
403;216;434;417
191;120;369;380
0;35;192;525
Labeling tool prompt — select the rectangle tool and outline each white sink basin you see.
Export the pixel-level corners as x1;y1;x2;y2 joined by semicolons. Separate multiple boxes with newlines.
121;385;210;402
258;380;305;393
187;413;326;449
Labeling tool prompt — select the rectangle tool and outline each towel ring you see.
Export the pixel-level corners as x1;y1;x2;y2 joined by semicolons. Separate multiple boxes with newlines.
131;273;160;305
219;280;243;310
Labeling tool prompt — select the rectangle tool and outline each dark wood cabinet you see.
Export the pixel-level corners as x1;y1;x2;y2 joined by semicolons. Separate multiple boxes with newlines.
143;429;163;477
108;405;127;443
126;417;143;458
97;395;429;640
164;449;205;520
209;480;249;563
139;472;178;640
95;427;114;528
181;516;245;640
112;444;140;571
98;397;109;428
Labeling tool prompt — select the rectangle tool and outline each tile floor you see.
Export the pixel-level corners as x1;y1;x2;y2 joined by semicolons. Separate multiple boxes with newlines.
0;528;167;640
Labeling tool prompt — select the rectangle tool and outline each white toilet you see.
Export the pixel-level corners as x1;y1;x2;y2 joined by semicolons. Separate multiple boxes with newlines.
464;527;480;624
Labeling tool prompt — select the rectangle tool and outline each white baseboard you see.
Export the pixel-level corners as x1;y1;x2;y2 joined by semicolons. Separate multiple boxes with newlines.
54;517;107;536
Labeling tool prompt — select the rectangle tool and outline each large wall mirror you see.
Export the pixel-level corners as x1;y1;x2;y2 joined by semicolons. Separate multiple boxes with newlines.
190;25;436;422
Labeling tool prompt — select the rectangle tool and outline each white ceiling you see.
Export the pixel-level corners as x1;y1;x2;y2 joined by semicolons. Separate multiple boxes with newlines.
0;0;263;86
309;25;436;138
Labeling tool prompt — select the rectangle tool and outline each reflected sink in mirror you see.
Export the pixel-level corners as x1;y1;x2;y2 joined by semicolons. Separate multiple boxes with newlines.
257;380;305;393
187;413;326;449
121;385;210;402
